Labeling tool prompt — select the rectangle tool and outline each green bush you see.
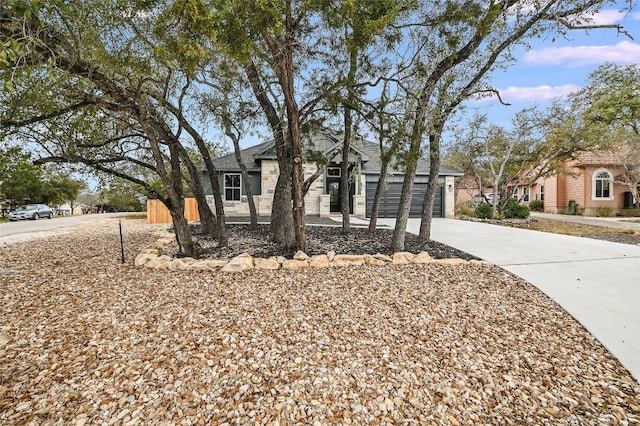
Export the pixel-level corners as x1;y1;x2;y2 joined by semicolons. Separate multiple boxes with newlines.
503;198;530;219
595;207;614;217
529;200;544;212
474;202;493;219
565;200;579;215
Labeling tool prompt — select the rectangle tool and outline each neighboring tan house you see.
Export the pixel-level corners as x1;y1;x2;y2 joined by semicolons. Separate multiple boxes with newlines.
456;151;639;215
202;132;462;219
55;202;86;216
540;151;638;215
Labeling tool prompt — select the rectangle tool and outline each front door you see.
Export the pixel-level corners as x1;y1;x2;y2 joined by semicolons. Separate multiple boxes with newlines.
327;180;341;212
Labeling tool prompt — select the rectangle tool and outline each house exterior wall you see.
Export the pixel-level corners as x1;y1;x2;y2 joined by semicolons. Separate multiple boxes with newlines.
581;165;627;215
541;163;629;215
208;159;331;217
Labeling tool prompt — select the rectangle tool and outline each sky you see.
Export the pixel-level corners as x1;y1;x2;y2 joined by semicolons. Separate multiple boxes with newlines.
230;1;640;150
468;2;640;131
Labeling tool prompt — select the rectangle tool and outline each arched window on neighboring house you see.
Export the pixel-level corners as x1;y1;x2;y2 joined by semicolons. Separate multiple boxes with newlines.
592;169;613;200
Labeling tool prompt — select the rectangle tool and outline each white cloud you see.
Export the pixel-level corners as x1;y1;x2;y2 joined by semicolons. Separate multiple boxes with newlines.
577;9;626;25
477;84;580;103
525;41;640;67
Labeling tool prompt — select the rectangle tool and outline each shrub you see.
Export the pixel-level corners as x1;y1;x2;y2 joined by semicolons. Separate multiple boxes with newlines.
529;200;544;212
595;207;614;217
474;202;492;219
565;200;579;215
456;202;475;217
503;198;530;219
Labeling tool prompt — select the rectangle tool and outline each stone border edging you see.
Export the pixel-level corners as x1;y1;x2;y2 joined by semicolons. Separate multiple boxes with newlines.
134;230;490;272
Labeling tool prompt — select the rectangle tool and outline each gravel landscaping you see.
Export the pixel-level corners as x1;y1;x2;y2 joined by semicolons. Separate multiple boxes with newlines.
1;218;638;425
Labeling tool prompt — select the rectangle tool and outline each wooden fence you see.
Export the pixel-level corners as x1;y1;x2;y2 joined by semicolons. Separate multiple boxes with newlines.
146;198;200;224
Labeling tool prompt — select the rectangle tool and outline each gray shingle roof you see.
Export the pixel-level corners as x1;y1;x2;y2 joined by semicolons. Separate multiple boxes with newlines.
207;133;462;177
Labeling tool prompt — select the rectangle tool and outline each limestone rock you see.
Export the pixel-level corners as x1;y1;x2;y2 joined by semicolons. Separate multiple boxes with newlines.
373;253;393;262
145;258;171;269
221;254;254;272
309;255;330;268
392;252;415;265
168;257;196;271
255;257;281;270
282;259;309;269
332;254;365;267
293;251;310;260
135;253;158;267
193;259;229;270
364;255;387;266
326;250;336;262
412;252;433;264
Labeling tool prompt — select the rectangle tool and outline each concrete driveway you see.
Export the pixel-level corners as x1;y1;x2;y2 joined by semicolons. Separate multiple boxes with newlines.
378;217;640;382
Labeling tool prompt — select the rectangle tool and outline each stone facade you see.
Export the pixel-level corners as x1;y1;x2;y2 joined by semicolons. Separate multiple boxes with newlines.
209;163;456;219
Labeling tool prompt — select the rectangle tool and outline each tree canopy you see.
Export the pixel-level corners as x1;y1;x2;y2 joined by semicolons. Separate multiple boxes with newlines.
1;0;634;253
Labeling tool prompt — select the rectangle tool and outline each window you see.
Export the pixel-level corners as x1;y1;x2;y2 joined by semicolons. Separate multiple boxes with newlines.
593;169;613;200
523;187;530;202
512;187;519;199
540;185;544;201
327;167;341;177
224;173;241;201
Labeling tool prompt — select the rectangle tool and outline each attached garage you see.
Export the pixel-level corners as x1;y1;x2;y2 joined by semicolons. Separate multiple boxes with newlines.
365;180;444;218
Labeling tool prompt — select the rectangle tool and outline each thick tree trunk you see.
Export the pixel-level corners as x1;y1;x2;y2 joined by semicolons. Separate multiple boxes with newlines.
170;110;227;244
263;26;306;252
177;146;219;239
390;113;424;252
244;61;295;247
190;146;226;243
418;132;442;241
167;198;196;257
271;167;295;246
290;125;306;252
390;171;416;252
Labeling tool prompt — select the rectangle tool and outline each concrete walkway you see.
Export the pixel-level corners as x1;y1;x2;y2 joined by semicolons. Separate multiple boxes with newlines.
377;217;640;382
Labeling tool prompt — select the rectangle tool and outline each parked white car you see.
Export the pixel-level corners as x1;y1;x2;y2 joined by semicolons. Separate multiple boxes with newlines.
468;193;495;206
8;204;54;221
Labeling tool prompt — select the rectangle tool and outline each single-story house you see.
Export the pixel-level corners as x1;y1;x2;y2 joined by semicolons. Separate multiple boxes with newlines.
539;151;638;215
201;132;462;218
456;150;639;215
54;202;86;216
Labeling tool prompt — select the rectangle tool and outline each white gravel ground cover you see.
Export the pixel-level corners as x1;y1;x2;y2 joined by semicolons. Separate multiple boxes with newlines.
0;219;638;425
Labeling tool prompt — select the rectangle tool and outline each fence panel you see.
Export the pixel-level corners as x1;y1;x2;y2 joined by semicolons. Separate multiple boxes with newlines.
147;198;200;224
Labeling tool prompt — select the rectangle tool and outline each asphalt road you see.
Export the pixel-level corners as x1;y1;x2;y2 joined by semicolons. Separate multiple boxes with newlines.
0;213;137;240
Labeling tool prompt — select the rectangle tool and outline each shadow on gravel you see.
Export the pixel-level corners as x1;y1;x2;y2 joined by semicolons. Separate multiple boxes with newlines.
186;217;480;261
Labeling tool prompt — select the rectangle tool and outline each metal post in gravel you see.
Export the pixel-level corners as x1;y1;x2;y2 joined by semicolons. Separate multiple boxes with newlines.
119;220;125;263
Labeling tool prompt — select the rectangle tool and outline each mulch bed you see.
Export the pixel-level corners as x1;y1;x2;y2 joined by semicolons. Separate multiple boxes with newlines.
190;223;480;261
